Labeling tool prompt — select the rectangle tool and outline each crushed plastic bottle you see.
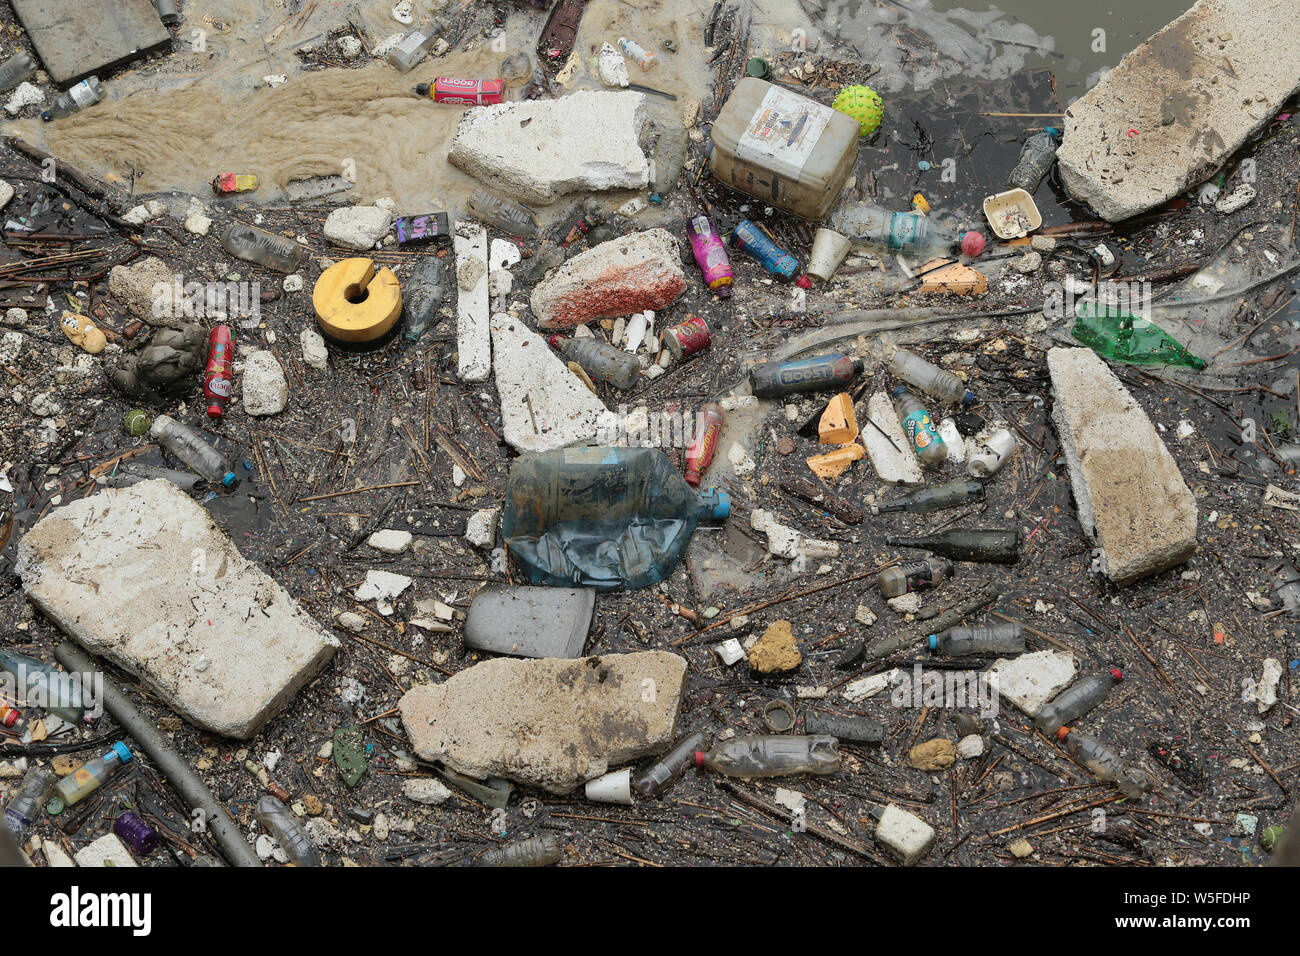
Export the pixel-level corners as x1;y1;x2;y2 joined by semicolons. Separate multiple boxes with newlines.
750;353;863;398
151;415;237;488
830;202;985;258
889;348;975;406
634;730;709;797
5;766;55;836
1057;727;1152;799
0;51;37;95
929;622;1025;656
552;335;641;389
1007;127;1061;195
255;795;320;866
694;735;840;779
879;556;953;598
684;402;724;487
1071;304;1206;369
42;77;104;121
871;480;985;515
56;743;132;808
401;257;447;343
501;447;730;590
477;833;561;867
892;386;947;465
1036;670;1123;737
220;222;307;273
885;528;1020;564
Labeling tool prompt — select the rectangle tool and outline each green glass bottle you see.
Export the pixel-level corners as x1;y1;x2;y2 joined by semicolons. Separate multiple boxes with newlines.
1071;304;1206;369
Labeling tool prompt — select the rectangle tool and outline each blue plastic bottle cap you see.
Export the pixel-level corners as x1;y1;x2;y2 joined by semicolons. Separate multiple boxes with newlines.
961;391;976;406
1044;126;1059;137
699;489;731;520
112;742;133;763
890;385;908;399
928;635;939;650
221;472;237;488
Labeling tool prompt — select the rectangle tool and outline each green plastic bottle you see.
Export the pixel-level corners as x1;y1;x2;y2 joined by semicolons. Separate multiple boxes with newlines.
1071;305;1206;369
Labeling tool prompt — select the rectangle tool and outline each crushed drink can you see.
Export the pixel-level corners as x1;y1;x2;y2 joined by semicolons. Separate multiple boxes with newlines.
662;315;711;360
394;212;450;246
423;77;505;105
211;173;259;195
203;325;235;419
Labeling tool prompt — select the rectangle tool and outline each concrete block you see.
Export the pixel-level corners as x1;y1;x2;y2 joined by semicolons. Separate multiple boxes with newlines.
876;804;935;866
454;220;491;383
17;481;339;739
1048;347;1198;585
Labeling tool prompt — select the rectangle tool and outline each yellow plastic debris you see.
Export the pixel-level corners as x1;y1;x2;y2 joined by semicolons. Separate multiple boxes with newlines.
918;258;988;296
313;257;403;345
59;312;107;354
818;392;859;444
806;443;865;480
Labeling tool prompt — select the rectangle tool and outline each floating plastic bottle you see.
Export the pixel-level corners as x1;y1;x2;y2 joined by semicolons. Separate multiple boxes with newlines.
687;214;733;295
730;220;799;279
891;386;947;465
477;833;561;867
0;651;87;724
0;51;36;95
1007;127;1061;194
1057;727;1152;799
102;463;203;492
553;336;641;389
750;353;863;398
929;622;1025;656
255;795;320;866
151;415;237;487
889;348;974;405
501;447;730;591
467;189;539;236
56;743;132;808
879;556;953;598
42;77;104;121
684;402;723;487
617;36;656;70
634;730;709;797
1036;670;1122;737
886;528;1020;564
4;766;55;836
871;480;985;516
402;257;447;343
220;222;307;273
830;202;985;258
1071;304;1206;369
695;735;840;779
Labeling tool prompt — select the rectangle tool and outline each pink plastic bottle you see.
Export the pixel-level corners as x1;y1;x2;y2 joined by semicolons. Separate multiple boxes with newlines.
687;214;733;297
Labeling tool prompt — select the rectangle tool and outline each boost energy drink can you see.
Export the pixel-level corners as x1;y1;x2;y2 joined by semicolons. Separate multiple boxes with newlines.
750;353;863;398
427;77;505;105
211;173;259;195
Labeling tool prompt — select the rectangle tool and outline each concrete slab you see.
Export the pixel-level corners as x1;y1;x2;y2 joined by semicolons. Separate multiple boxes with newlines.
74;833;137;867
1057;0;1300;221
454;221;491;383
1048;348;1198;585
398;650;687;794
17;480;339;739
448;91;649;205
490;312;609;453
13;0;170;87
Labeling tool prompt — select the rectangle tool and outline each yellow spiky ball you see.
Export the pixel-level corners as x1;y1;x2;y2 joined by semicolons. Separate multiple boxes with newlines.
832;84;883;137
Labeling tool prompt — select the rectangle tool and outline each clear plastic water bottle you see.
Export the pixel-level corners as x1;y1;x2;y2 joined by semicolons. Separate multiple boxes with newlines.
467;190;539;237
56;742;132;807
477;833;561;867
42;77;105;121
0;650;87;723
1057;727;1151;799
928;622;1025;656
150;415;237;487
1036;670;1122;736
830;202;985;258
0;51;36;94
891;386;947;465
4;766;56;836
1007;127;1061;194
255;795;321;866
220;223;306;273
634;730;709;797
889;349;974;406
501;447;730;590
694;735;840;779
553;336;641;389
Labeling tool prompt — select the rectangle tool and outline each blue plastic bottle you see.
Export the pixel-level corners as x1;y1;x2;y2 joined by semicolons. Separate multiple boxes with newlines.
501;447;730;590
729;220;798;279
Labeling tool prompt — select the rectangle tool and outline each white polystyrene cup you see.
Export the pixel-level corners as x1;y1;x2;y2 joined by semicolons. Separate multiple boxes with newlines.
807;228;851;282
585;768;634;804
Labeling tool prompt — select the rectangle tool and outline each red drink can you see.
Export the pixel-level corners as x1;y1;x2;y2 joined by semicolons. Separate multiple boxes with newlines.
204;325;234;419
431;77;505;105
662;315;711;360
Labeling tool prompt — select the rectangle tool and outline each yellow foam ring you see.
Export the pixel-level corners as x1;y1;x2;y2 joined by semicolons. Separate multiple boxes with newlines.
313;257;403;344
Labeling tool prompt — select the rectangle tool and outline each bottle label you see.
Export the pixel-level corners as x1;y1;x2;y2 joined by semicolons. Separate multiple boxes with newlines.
902;409;940;453
70;81;98;107
735;85;834;180
887;212;919;252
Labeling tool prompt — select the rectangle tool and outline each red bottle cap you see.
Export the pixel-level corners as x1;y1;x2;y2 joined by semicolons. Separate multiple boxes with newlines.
960;231;986;257
207;403;224;419
795;274;812;289
1056;726;1070;740
693;751;707;767
1;707;18;728
1110;668;1123;683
